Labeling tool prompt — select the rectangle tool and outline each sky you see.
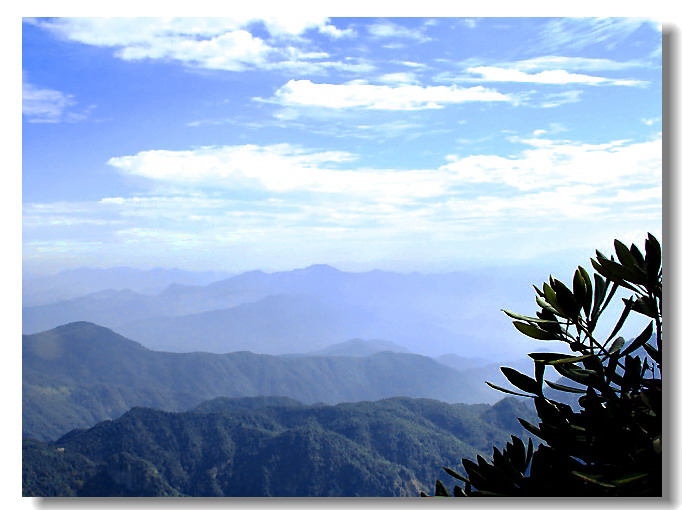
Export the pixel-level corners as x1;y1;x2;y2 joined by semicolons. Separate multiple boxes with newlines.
21;15;663;275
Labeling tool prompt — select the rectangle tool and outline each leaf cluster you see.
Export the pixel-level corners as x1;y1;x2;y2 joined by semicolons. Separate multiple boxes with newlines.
429;234;662;497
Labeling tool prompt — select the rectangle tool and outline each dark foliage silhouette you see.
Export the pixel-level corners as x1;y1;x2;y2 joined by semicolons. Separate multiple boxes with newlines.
427;234;662;497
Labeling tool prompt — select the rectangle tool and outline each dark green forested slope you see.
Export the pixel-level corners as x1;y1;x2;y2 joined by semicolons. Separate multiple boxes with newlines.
24;322;497;441
23;396;535;497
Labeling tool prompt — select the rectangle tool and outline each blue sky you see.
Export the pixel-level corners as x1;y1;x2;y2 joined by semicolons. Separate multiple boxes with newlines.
22;16;663;274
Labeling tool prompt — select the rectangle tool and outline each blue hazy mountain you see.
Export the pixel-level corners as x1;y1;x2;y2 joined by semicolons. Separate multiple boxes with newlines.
23;264;537;359
23;266;231;306
23;322;507;441
293;338;411;357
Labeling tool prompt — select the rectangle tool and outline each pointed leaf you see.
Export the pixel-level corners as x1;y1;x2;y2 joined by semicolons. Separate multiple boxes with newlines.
528;352;575;363
545;379;586;394
502;309;557;323
643;342;661;364
645;234;662;285
501;366;542;395
607;336;625;355
442;467;469;484
578;266;593;316
572;269;586;311
622;322;654;357
571;471;616;488
552;278;580;318
615;239;640;271
605;298;633;342
594;257;645;287
512;321;557;340
535;296;562;316
435;479;451;497
632;296;658;318
546;354;597;365
486;381;534;398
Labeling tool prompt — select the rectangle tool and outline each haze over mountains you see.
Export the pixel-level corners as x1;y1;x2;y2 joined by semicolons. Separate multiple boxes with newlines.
23;264;541;359
24;322;527;442
23;267;232;307
22;266;540;497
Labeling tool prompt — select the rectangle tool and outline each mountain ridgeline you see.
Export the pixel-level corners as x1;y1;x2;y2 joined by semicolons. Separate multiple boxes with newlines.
23;395;535;497
22;264;537;358
23;322;512;442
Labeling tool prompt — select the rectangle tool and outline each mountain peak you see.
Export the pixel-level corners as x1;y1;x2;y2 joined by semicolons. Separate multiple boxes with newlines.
302;264;341;272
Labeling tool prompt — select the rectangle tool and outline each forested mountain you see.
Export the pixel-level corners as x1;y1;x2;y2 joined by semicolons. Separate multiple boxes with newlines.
23;396;535;497
22;264;535;359
23;322;504;441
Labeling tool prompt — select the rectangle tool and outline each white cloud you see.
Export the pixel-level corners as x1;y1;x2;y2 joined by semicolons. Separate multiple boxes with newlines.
465;66;646;87
440;136;661;192
22;78;88;123
538;90;583;108
376;72;418;84
28;17;356;73
106;144;447;199
102;135;661;220
270;79;512;110
511;55;644;72
367;21;430;42
537;18;654;52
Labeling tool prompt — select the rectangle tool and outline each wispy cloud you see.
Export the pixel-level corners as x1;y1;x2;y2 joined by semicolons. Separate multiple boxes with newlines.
22;77;91;123
268;79;512;110
511;55;646;72
27;17;358;74
463;66;647;87
537;18;655;52
440;135;661;192
367;20;431;42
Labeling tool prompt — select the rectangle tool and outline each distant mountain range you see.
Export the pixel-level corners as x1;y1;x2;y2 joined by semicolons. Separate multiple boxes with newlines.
23;266;231;307
295;338;411;357
24;322;517;441
23;395;535;497
23;264;537;359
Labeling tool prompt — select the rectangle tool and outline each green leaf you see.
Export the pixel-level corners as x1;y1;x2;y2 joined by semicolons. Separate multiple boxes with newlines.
545;379;586;394
546;354;597;365
535;296;562;316
645;234;662;285
435;479;451;496
594;257;645;287
518;418;541;437
486;381;534;398
512;321;557;340
607;336;626;355
578;266;593;317
570;471;616;488
622;322;654;357
632;296;658;318
614;239;640;271
501;366;542;395
551;278;580;318
502;309;557;324
643;342;661;364
605;298;633;343
554;363;597;385
542;282;564;316
572;269;586;312
442;466;469;484
592;273;607;314
528;352;576;363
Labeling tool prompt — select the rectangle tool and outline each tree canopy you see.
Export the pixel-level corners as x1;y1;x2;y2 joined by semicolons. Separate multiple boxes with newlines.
428;234;662;497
